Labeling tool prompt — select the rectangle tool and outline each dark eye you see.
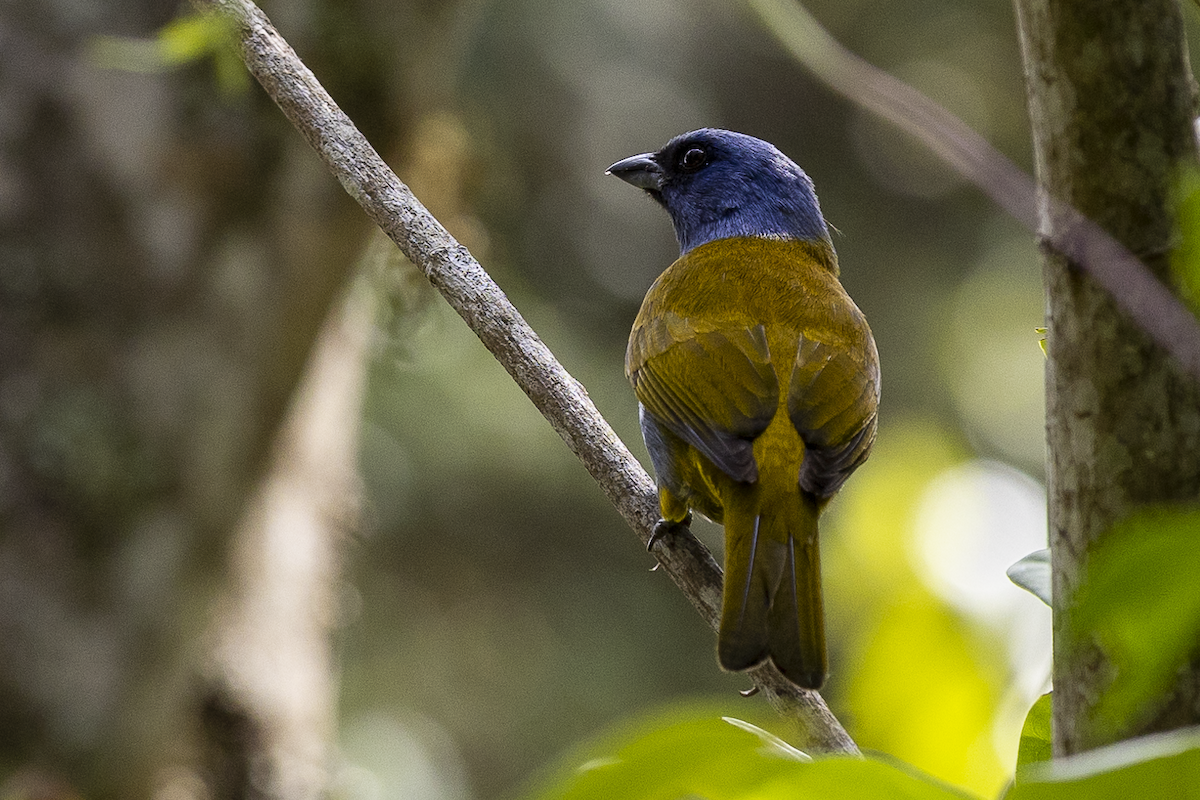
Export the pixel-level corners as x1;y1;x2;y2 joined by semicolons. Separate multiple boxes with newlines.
679;147;707;172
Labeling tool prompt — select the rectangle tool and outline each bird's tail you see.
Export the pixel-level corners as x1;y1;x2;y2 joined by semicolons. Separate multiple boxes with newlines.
717;488;826;690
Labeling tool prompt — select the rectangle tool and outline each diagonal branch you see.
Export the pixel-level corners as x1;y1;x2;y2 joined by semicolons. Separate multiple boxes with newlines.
187;0;859;755
747;0;1200;384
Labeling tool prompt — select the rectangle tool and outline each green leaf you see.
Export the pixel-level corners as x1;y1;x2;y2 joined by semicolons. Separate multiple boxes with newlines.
521;704;978;800
1070;506;1200;737
1007;549;1051;606
1016;693;1053;771
1007;726;1200;799
87;11;248;95
156;13;229;64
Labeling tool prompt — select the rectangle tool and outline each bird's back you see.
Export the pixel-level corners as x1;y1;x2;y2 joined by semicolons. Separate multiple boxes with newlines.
627;236;872;385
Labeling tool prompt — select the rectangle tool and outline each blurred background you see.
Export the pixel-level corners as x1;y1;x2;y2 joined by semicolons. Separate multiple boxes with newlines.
9;0;1176;796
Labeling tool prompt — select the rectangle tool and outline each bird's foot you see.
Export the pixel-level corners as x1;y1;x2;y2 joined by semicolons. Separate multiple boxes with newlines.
647;514;692;551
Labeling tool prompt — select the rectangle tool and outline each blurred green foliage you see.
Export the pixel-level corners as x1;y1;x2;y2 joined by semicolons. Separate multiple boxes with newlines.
521;703;973;800
89;11;249;94
1070;507;1200;740
824;421;1006;791
521;697;1200;799
1008;726;1200;799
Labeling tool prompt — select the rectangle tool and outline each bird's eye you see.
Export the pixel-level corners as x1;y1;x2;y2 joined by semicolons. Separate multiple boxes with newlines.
679;147;707;172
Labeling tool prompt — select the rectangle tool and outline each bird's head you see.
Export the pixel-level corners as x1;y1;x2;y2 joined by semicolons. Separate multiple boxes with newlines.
607;128;829;254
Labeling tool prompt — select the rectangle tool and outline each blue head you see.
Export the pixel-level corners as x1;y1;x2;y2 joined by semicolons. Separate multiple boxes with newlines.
607;128;829;254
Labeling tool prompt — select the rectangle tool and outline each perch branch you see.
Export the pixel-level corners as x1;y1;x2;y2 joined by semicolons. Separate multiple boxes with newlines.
188;0;858;755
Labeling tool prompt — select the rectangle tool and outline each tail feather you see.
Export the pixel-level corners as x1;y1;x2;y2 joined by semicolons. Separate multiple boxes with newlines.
717;490;826;689
718;513;779;672
767;531;826;689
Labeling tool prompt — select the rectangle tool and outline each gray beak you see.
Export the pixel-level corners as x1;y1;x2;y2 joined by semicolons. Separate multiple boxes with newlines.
606;153;663;191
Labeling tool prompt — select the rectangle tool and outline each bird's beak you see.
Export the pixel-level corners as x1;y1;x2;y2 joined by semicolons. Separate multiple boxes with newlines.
606;153;663;191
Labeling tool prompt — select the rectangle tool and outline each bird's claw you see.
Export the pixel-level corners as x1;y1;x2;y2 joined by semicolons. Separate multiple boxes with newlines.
647;514;692;551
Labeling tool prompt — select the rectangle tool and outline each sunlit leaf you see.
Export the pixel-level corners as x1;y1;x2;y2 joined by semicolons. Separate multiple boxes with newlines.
1007;549;1051;606
1070;507;1200;737
156;13;230;64
825;422;1011;796
86;11;248;95
843;591;1004;794
1007;726;1200;799
158;12;249;95
1016;693;1053;771
522;705;978;800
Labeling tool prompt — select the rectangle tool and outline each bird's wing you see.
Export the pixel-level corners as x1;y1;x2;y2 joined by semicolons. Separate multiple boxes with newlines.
629;322;779;483
787;332;880;498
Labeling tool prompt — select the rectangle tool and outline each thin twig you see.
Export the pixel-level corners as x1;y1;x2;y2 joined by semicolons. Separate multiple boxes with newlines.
747;0;1200;384
187;0;859;755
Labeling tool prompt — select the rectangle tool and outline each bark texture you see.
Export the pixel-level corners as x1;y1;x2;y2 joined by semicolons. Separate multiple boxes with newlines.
1013;0;1200;755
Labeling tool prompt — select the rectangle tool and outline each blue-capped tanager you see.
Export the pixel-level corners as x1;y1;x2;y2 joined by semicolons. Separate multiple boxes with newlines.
608;129;880;690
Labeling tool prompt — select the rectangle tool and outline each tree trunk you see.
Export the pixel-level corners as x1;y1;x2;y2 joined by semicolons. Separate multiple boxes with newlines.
199;287;370;800
1013;0;1200;755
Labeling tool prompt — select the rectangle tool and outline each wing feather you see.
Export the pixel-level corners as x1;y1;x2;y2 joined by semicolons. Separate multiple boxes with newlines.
787;333;880;498
630;325;779;484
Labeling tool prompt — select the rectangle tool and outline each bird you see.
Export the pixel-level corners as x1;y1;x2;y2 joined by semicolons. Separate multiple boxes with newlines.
608;128;880;690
